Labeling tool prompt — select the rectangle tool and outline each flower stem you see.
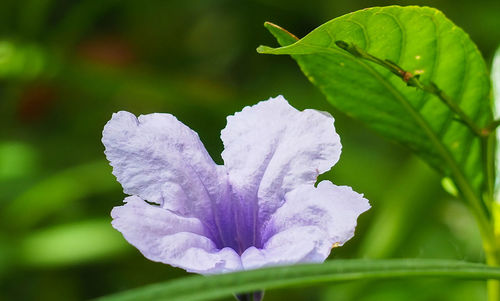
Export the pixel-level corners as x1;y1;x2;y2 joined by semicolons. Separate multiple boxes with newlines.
234;291;264;301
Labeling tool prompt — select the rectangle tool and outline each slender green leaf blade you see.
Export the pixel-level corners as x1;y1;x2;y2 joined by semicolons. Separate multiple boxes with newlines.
259;6;492;198
97;259;500;301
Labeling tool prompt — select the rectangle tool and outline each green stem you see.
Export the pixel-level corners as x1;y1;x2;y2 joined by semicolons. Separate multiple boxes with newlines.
488;279;500;301
483;134;496;209
483;120;499;301
334;40;484;137
486;183;500;301
485;244;500;301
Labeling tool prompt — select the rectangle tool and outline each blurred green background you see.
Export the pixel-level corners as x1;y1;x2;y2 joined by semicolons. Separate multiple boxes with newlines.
1;0;499;300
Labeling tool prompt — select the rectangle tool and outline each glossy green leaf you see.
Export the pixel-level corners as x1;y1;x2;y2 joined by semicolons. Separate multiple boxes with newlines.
97;259;500;301
258;6;492;201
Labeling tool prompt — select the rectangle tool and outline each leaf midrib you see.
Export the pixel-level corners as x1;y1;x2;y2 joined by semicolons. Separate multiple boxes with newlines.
346;49;487;227
291;43;476;199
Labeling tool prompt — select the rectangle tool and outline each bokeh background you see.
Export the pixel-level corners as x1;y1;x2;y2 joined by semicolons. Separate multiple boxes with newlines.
1;0;499;300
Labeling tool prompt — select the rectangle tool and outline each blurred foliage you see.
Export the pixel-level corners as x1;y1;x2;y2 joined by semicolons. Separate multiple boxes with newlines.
0;0;498;300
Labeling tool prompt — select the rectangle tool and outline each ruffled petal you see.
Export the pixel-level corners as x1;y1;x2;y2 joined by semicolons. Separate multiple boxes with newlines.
221;96;342;231
240;226;332;270
156;233;242;274
102;111;226;220
263;181;370;246
112;196;242;274
241;181;369;270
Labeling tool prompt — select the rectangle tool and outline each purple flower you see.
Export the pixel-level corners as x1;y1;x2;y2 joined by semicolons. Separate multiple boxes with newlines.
102;95;370;275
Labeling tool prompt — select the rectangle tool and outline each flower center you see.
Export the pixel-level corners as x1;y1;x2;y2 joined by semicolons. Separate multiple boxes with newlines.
209;196;262;255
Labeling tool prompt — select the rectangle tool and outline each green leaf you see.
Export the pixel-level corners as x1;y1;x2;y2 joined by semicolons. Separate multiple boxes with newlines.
97;259;500;301
258;6;492;202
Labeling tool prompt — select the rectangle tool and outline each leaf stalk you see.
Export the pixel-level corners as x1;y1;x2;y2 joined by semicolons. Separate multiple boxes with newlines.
335;40;485;137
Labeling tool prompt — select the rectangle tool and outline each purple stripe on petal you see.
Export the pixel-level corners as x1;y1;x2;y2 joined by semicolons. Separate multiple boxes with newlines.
221;96;342;244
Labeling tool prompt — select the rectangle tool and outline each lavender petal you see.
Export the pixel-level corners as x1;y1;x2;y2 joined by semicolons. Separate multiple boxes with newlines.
264;181;370;248
102;111;227;228
112;196;242;274
241;181;369;270
221;96;342;232
241;226;332;270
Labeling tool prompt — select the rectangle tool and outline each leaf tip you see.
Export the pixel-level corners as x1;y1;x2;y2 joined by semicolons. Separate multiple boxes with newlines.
263;21;275;28
256;45;274;54
263;21;280;31
263;21;299;41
